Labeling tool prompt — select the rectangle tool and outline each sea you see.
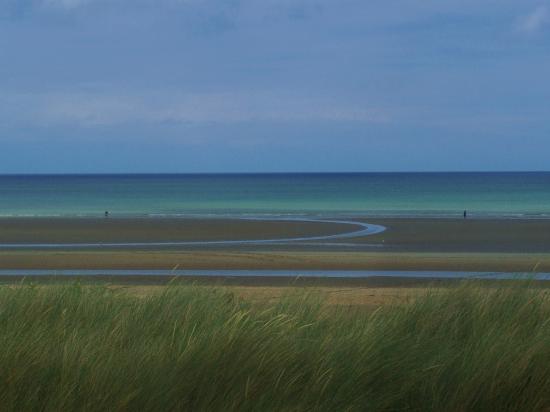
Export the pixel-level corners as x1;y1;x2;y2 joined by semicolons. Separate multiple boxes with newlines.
0;172;549;218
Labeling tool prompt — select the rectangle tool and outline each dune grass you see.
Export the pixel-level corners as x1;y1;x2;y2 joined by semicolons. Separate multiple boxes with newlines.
0;281;549;411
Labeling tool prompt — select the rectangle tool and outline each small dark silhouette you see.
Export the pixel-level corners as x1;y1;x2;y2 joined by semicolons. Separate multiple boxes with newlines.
105;211;109;218
463;210;467;219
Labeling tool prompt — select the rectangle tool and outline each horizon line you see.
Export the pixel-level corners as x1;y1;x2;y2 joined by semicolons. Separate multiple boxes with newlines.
0;171;550;176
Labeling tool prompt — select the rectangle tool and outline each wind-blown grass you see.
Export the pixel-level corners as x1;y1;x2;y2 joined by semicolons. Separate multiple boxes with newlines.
0;281;549;411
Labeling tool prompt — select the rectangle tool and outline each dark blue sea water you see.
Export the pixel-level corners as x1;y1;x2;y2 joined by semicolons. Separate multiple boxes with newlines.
0;173;549;218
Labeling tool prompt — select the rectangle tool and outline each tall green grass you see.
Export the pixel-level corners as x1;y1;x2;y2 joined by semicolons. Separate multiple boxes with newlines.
0;282;549;411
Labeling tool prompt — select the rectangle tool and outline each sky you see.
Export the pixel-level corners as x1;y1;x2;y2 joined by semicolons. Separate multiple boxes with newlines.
1;0;549;173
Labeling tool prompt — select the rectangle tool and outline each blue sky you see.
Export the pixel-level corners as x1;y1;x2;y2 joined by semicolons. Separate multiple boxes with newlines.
1;0;549;172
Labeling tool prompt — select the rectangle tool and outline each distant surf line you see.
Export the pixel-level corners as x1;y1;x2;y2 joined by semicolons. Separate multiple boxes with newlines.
0;218;386;250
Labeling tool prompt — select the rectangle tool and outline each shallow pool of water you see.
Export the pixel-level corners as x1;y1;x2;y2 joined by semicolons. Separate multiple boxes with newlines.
0;269;548;280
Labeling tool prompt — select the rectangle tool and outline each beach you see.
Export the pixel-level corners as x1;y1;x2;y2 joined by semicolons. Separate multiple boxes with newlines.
0;217;549;275
0;217;354;244
2;216;549;252
1;173;550;280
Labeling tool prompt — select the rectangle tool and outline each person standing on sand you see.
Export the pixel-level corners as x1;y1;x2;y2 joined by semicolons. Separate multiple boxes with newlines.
105;211;109;218
463;210;467;219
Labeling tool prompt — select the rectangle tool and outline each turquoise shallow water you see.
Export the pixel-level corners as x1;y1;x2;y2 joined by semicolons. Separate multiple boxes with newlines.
1;173;549;218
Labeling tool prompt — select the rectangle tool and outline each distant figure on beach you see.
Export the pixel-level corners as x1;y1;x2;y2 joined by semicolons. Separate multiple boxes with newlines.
105;210;109;218
463;210;467;219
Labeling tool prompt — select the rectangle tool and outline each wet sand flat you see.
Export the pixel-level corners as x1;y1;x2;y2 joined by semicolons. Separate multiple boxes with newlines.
1;217;550;252
354;218;550;252
0;217;352;243
0;217;549;272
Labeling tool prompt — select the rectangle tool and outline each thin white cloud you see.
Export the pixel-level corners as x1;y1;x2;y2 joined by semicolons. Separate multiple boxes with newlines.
1;91;389;127
31;0;330;24
42;0;94;9
517;6;549;33
37;0;325;10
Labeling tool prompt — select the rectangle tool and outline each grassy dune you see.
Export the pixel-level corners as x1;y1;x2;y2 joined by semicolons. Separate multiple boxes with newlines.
0;282;549;411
